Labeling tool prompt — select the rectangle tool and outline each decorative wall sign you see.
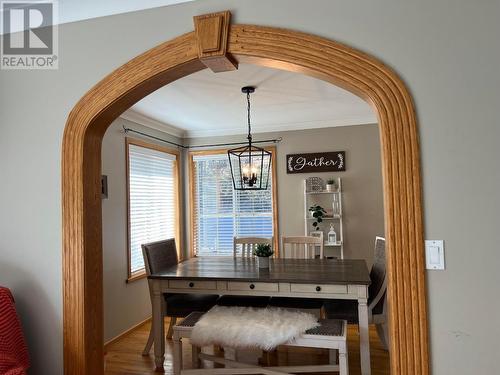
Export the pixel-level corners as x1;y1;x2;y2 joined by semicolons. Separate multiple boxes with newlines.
286;151;345;174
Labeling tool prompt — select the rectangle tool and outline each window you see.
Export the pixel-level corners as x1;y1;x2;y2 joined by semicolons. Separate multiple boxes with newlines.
126;139;180;280
190;149;278;257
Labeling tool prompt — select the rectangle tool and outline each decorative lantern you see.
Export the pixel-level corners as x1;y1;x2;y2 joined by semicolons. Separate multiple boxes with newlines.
228;86;272;190
327;224;337;244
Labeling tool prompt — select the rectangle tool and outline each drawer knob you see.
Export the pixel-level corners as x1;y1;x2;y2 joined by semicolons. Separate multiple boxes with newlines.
189;282;194;288
316;286;322;292
249;284;255;290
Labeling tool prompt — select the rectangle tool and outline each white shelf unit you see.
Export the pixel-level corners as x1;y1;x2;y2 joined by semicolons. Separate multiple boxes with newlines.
304;178;344;259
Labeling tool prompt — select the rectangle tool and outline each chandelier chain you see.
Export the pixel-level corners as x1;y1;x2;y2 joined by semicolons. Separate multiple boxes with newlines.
247;91;252;141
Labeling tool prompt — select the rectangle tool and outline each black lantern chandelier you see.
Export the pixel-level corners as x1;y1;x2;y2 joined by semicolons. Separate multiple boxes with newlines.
228;86;272;191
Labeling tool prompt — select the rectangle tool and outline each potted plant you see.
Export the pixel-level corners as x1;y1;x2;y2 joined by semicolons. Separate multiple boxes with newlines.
253;244;274;268
309;205;327;230
326;178;336;192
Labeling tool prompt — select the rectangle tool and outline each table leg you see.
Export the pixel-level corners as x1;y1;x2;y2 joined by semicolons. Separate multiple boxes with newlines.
358;298;371;375
153;285;165;371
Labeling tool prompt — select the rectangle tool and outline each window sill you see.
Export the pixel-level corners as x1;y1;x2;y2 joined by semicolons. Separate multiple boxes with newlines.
126;271;147;283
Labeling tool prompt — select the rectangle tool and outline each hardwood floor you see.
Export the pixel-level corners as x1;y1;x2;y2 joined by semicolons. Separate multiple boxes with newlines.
104;318;390;374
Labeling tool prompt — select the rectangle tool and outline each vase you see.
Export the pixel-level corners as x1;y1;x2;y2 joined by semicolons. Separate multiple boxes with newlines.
326;184;335;192
257;256;270;268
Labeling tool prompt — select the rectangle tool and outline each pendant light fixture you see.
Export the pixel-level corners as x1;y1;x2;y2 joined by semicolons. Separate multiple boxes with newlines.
228;86;272;190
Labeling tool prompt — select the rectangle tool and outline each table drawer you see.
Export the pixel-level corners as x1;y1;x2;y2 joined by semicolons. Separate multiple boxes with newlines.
290;283;347;294
227;282;279;293
168;280;217;290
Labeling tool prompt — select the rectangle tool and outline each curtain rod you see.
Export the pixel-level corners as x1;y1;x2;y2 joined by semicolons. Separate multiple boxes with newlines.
122;125;282;149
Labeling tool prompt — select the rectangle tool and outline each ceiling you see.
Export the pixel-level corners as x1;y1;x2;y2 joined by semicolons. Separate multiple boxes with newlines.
125;63;377;138
1;0;194;34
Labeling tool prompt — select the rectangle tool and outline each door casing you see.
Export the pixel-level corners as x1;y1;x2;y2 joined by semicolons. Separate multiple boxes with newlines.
62;21;428;375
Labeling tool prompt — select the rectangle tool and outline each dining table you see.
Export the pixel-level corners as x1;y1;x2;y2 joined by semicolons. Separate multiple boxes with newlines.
148;257;372;374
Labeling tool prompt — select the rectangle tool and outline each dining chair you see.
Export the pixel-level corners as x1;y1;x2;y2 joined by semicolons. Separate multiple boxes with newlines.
270;236;325;311
141;239;219;355
217;236;274;308
279;235;324;259
233;236;273;258
324;236;389;350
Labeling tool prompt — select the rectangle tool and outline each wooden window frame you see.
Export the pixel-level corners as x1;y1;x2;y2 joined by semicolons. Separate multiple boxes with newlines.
188;147;279;258
125;137;182;282
62;14;430;374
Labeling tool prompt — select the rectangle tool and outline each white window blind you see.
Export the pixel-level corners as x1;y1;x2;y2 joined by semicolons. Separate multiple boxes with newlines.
192;152;274;256
128;143;177;275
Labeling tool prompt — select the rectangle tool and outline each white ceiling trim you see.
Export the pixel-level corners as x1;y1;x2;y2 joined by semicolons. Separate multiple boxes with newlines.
121;109;376;139
184;117;378;138
120;110;186;138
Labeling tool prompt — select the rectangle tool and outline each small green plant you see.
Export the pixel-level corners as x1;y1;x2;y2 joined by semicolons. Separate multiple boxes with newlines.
253;243;274;257
309;205;327;229
327;178;336;185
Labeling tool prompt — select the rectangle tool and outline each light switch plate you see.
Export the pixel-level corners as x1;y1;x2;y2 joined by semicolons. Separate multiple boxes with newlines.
425;240;445;270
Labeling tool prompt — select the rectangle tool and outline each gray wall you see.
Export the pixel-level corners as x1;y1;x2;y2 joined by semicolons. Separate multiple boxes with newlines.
186;125;384;265
101;118;184;342
1;0;499;373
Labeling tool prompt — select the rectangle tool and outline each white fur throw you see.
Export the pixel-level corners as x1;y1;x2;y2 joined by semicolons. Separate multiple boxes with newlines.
190;306;320;351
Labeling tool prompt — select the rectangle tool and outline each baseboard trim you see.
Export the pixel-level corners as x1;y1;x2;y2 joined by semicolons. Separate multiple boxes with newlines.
104;316;151;351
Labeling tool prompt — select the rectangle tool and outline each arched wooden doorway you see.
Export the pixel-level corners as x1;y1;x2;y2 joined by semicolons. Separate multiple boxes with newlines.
62;11;428;375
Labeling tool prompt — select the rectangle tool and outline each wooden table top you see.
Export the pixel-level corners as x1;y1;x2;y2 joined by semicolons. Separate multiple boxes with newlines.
149;257;371;285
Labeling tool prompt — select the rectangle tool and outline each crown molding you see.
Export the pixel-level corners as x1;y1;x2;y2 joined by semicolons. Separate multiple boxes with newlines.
121;110;376;139
120;109;186;138
184;116;377;138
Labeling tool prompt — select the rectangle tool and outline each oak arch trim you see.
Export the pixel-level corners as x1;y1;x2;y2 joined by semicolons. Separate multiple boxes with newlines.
62;23;428;375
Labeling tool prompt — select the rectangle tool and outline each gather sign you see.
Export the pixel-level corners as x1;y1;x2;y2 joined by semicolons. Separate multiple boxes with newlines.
286;151;346;174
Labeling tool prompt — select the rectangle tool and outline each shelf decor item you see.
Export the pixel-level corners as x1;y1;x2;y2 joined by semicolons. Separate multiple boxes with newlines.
326;178;336;192
306;177;324;192
253;244;274;268
332;194;340;216
228;86;272;190
308;205;327;230
327;224;337;244
309;231;324;240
